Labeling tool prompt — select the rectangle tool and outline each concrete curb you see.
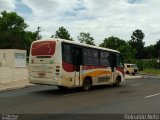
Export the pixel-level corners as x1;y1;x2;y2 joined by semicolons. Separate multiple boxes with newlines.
125;75;142;80
139;73;160;76
0;84;34;92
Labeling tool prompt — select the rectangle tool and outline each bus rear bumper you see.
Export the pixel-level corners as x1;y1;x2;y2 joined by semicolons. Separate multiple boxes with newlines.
29;77;59;86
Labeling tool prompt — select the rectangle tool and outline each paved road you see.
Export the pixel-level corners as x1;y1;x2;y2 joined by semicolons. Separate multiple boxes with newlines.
0;75;160;114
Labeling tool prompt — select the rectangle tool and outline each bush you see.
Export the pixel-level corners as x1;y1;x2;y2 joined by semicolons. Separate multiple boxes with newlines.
128;59;157;71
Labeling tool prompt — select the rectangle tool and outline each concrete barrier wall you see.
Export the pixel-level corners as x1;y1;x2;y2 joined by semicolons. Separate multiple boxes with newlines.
0;67;28;83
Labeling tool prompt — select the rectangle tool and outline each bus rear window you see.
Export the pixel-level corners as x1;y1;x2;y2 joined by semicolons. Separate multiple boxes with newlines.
31;41;56;56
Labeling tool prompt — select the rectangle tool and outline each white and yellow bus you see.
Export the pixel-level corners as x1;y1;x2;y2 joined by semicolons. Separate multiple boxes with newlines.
29;38;125;91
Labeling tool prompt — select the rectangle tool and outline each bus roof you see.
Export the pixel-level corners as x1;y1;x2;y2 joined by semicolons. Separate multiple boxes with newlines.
33;38;120;53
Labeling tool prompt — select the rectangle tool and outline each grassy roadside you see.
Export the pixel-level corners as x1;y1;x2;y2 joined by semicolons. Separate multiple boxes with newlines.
139;69;160;75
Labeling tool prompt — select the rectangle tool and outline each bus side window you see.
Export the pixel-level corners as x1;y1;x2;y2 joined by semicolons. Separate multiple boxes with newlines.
62;44;72;63
90;49;99;66
100;51;110;66
116;54;124;68
83;48;99;66
83;48;91;65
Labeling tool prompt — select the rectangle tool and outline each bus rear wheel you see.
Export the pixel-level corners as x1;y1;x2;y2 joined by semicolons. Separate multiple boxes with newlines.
113;77;121;87
82;78;92;91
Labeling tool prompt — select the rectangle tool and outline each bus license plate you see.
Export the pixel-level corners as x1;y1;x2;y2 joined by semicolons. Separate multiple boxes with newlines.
39;73;45;78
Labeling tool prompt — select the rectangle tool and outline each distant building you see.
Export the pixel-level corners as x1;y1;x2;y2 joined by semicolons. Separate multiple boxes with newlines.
0;49;26;67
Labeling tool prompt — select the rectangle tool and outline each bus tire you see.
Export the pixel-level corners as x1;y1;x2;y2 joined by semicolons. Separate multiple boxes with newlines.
57;85;68;90
82;78;92;91
113;77;121;87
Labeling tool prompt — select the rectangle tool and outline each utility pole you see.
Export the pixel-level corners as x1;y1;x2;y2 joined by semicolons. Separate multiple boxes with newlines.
36;26;42;40
158;50;160;69
158;59;160;69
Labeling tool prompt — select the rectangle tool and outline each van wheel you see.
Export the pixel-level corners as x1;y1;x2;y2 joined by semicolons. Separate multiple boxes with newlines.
82;78;92;91
57;85;68;90
132;72;135;75
126;71;129;74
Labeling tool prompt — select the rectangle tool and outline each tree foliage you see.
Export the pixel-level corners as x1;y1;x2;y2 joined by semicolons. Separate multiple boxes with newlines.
154;40;160;58
0;11;27;49
0;11;36;55
99;36;136;62
0;11;28;32
129;29;145;59
77;32;95;45
143;40;160;59
51;26;73;41
143;45;156;59
23;31;37;55
100;36;124;49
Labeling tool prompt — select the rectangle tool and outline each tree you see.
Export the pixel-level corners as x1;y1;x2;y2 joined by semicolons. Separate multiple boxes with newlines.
0;11;28;31
128;29;145;59
51;26;73;41
77;32;95;45
23;31;37;56
143;45;157;59
0;10;37;55
100;36;125;49
99;36;136;62
0;11;28;49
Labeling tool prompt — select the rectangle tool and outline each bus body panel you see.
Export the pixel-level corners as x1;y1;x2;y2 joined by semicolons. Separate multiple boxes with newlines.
29;38;125;88
82;67;112;85
29;40;62;85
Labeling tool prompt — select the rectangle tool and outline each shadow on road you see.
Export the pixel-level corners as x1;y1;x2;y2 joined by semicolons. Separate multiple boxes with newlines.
31;84;125;97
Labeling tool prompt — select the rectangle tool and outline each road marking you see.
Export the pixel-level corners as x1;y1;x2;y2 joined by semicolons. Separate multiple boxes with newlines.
145;93;160;99
129;83;142;86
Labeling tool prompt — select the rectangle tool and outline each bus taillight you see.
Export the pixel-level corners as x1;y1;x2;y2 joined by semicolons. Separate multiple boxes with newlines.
56;66;60;68
55;65;60;76
56;69;60;72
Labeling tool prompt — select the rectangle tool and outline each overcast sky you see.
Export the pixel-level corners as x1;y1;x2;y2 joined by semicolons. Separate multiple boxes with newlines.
0;0;160;46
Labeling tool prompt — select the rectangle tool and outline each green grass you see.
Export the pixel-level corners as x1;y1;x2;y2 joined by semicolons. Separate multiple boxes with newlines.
140;68;160;75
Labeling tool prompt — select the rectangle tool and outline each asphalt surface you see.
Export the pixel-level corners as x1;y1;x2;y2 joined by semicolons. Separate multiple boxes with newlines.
0;75;160;115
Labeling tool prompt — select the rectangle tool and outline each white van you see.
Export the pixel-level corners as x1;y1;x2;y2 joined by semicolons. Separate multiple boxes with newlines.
124;63;138;75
